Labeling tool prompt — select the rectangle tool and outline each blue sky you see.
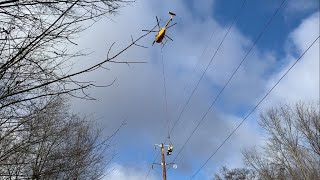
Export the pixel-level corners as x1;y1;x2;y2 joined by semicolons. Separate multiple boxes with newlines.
70;0;319;179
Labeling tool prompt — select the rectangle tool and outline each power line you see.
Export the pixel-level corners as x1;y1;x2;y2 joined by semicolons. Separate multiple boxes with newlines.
172;0;286;163
145;152;160;180
190;35;320;180
169;25;219;132
169;0;248;137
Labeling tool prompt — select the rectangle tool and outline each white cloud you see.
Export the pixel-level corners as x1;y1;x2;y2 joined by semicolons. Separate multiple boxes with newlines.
290;12;320;52
260;11;319;109
285;0;319;14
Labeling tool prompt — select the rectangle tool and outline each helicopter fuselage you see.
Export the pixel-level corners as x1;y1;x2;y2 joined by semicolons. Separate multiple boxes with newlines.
155;27;166;43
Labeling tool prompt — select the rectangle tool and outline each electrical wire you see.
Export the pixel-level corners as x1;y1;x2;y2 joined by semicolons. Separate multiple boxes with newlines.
145;152;160;180
190;35;320;180
169;0;248;137
172;0;287;164
170;25;219;123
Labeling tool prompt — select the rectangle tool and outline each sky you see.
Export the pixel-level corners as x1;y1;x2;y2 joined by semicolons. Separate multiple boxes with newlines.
69;0;319;179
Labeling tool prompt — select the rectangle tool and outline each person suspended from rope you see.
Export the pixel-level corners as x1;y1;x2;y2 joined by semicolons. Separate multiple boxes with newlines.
142;12;177;47
167;144;173;155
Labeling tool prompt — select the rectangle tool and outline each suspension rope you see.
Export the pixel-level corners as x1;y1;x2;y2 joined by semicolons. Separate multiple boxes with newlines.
161;50;171;140
144;49;170;180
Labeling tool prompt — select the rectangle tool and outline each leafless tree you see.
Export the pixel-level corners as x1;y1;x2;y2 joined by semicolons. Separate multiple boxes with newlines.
0;96;123;179
213;166;257;180
243;102;320;180
214;102;319;179
0;0;154;117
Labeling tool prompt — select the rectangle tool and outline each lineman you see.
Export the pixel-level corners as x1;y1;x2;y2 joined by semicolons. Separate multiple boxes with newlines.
167;145;173;155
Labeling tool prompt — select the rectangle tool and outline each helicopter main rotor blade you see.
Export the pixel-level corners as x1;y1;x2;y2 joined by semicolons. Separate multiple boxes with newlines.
156;16;160;30
167;22;177;29
142;30;158;32
165;35;173;41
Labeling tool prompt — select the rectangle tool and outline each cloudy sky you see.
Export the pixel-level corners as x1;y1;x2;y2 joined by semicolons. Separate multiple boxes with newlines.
70;0;319;179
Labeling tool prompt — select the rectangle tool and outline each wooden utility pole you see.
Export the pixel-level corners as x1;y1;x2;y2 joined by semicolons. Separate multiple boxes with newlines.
153;143;176;180
160;143;167;180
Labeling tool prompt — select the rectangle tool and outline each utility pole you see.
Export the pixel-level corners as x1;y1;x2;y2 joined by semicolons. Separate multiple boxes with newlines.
160;143;167;180
153;143;176;180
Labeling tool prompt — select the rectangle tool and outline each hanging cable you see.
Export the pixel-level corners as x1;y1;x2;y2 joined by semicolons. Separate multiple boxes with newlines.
172;0;286;164
144;50;170;180
190;35;319;180
161;50;171;140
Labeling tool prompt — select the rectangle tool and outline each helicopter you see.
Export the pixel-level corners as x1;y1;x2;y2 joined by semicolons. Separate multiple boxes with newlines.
142;12;177;46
